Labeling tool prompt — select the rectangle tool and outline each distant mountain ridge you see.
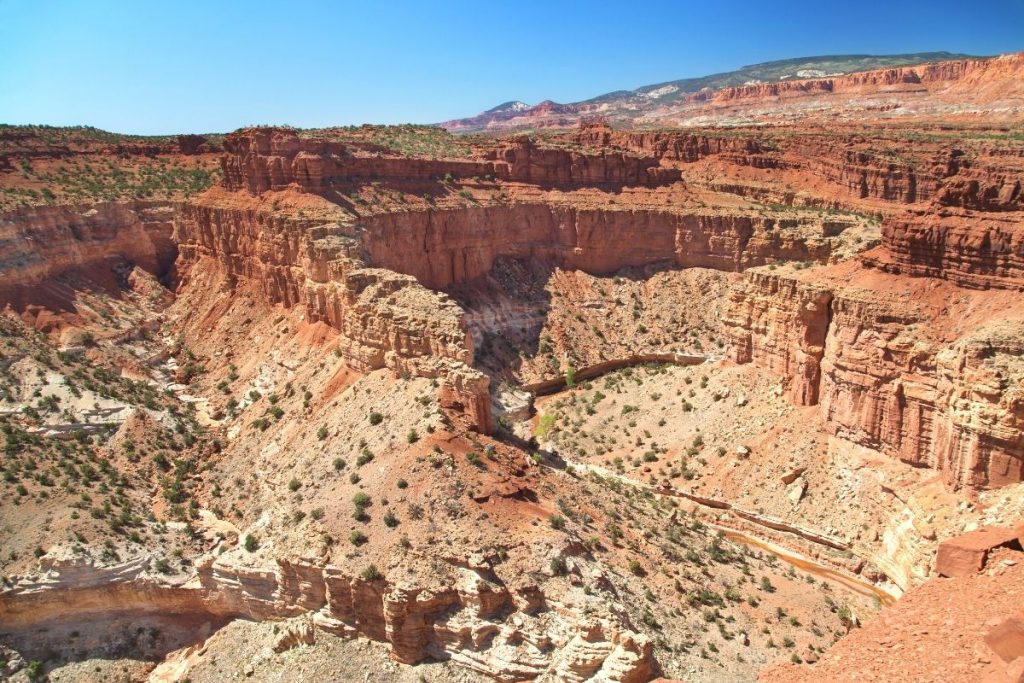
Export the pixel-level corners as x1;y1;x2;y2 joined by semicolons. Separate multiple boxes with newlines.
441;51;986;131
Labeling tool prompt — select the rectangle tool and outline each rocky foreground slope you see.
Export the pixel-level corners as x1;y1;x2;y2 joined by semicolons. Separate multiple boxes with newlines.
1;66;1023;682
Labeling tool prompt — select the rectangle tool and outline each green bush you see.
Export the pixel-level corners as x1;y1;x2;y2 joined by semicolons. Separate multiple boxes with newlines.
26;661;44;683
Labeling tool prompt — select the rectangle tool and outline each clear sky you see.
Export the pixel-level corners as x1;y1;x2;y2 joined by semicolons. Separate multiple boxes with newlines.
2;0;1022;135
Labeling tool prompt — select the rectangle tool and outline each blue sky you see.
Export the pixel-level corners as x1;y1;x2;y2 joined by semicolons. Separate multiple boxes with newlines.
1;0;1021;135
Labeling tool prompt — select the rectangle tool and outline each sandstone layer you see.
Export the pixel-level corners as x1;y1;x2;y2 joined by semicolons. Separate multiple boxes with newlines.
724;267;1024;490
0;201;178;309
0;555;654;682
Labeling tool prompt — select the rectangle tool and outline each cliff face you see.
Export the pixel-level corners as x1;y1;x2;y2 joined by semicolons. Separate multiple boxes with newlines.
220;128;497;193
580;124;938;204
0;556;655;682
361;204;846;290
220;127;677;195
0;202;179;306
723;271;833;406
573;126;767;163
574;122;1024;220
173;198;491;431
820;300;1024;490
724;269;1024;490
489;136;679;185
863;210;1024;290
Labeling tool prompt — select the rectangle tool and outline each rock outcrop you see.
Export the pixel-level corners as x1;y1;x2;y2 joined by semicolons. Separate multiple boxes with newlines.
220;127;677;195
0;201;178;309
864;210;1024;290
723;271;832;406
0;556;654;682
934;525;1024;577
361;204;853;290
174;197;492;431
761;534;1024;683
724;268;1024;490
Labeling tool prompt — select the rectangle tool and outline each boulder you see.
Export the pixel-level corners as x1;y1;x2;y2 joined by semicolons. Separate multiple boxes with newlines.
935;526;1024;577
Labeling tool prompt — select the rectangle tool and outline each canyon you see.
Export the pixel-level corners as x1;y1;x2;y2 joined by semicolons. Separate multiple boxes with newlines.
1;49;1023;683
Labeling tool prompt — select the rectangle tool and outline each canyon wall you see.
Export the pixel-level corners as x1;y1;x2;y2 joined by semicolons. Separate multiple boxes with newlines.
724;269;1024;490
573;126;766;163
820;298;1024;490
0;201;179;304
173;199;492;431
575;124;1023;211
0;556;654;682
863;210;1024;290
723;271;833;406
220;129;495;193
361;204;844;290
220;127;678;194
175;157;856;433
583;123;937;203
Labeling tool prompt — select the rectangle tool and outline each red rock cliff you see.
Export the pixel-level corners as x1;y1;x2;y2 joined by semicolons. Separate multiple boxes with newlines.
173;194;493;432
360;204;847;290
0;201;178;310
864;209;1024;290
724;268;1024;490
220;128;678;195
